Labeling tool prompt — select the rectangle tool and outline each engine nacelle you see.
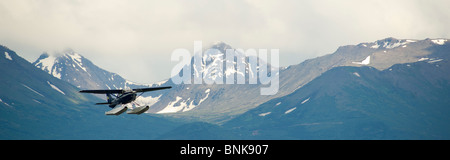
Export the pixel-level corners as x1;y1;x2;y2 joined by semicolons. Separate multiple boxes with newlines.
127;106;150;115
105;105;128;115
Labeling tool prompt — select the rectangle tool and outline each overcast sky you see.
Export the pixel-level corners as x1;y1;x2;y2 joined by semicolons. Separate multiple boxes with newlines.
1;0;449;83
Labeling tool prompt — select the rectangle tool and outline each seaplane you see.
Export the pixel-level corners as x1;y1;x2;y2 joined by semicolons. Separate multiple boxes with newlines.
80;86;171;115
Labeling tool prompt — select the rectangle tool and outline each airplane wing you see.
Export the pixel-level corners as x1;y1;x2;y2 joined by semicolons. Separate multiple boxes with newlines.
79;89;124;94
133;86;172;92
80;86;172;94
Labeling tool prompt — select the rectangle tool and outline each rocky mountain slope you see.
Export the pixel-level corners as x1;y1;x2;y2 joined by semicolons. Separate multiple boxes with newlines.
225;57;450;139
0;45;182;139
154;38;449;123
160;45;450;139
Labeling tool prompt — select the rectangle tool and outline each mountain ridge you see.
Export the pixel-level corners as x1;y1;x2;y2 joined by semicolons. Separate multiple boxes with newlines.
29;37;449;124
1;36;449;139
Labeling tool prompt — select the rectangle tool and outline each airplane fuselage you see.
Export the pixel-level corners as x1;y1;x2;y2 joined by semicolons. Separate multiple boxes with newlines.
109;92;137;108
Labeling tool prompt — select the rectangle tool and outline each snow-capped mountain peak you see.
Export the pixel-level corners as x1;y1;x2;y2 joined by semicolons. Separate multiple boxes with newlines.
33;49;156;90
153;42;277;115
33;49;88;80
364;37;416;49
358;37;448;50
431;39;448;45
188;41;273;84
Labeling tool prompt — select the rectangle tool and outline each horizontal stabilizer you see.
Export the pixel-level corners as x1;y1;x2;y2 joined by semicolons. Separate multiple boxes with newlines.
127;106;150;115
95;102;110;105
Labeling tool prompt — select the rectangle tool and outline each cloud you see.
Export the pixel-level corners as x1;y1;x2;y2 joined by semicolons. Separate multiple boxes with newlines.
0;0;449;83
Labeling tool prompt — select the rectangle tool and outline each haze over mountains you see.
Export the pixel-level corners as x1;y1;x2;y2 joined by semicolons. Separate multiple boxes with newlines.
1;37;449;139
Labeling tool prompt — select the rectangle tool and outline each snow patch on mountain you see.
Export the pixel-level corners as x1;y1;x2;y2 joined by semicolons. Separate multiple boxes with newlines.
301;97;310;104
156;88;211;113
384;41;410;49
52;67;62;79
431;39;447;45
0;98;12;107
418;58;429;62
65;52;87;72
368;38;416;49
428;58;443;63
157;96;184;114
4;52;12;60
285;107;296;114
181;100;197;112
200;89;211;103
32;99;41;104
370;44;380;49
22;84;44;97
417;57;444;63
35;53;58;78
124;80;137;89
202;51;225;82
47;81;65;95
259;112;271;117
352;56;371;65
180;89;210;112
